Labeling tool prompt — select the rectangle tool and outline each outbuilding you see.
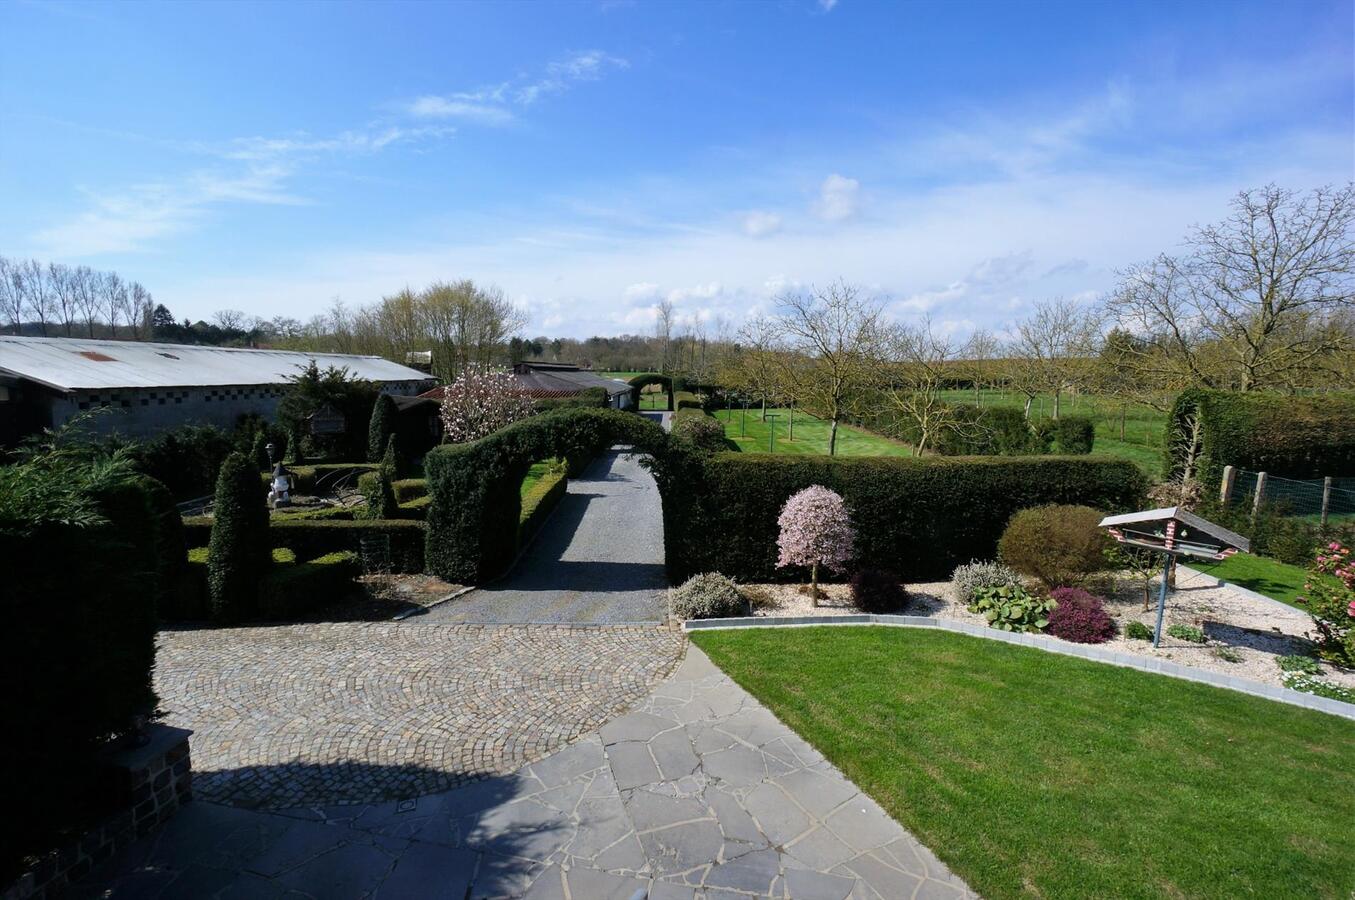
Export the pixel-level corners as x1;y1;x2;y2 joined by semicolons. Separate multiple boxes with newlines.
0;335;435;445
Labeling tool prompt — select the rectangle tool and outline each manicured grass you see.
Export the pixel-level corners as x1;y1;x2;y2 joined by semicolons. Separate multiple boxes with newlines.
716;406;913;457
519;460;559;499
939;389;1167;478
692;626;1355;900
1191;553;1312;607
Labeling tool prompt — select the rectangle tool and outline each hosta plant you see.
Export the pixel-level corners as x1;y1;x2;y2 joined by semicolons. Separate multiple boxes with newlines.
968;584;1055;633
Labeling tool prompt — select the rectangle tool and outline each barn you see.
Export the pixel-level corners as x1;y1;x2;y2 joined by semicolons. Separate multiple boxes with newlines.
0;335;435;445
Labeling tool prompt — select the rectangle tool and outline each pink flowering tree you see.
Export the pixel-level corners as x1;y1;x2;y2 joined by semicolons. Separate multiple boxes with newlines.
439;365;536;444
1297;541;1355;666
776;485;855;605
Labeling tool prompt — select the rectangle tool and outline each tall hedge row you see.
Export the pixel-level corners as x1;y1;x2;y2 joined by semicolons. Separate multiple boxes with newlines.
424;407;671;583
3;476;170;879
1166;389;1355;486
676;453;1146;582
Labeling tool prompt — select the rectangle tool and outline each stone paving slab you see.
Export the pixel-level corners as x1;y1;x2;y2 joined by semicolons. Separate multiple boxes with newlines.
156;622;684;808
79;645;976;899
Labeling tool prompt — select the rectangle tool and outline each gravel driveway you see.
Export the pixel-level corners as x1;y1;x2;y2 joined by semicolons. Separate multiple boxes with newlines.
422;448;670;624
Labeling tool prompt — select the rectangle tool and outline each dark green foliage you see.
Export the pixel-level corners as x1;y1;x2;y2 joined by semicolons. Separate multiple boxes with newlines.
998;504;1112;588
1166;389;1355;487
850;568;910;613
1;466;162;880
1167;623;1207;644
277;361;380;461
358;470;399;520
425;407;673;583
1051;415;1095;454
207;452;271;620
681;455;1145;583
929;405;1044;456
392;478;428;502
1126;620;1154;640
259;551;361;619
368;393;398;462
674;390;702;410
382;432;400;478
519;467;567;545
252;429;271;472
671;408;731;454
130;423;234;499
1277;654;1321;675
184;516;426;573
1194;497;1336;566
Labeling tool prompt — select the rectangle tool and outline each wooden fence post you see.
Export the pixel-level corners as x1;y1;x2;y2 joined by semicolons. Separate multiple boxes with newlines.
1321;476;1332;528
1219;465;1236;506
1251;471;1268;522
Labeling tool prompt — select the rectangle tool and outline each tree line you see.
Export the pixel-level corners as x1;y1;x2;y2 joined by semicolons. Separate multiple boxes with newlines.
0;257;157;339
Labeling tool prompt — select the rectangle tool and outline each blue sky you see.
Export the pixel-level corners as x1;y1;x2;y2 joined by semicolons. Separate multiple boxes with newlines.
2;0;1351;338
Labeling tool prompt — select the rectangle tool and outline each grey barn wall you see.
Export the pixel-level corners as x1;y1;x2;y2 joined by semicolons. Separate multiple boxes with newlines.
44;379;431;439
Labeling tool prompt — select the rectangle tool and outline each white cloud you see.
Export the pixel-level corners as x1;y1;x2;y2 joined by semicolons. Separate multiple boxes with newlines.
814;173;859;222
404;95;514;125
403;50;628;122
817;0;839;10
741;210;782;237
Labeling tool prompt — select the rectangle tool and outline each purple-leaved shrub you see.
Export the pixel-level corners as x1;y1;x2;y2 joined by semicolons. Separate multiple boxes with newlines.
1047;587;1117;644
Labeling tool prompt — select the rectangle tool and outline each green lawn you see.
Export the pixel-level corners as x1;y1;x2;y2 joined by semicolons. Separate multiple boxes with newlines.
939;389;1167;478
716;406;913;457
692;626;1355;900
519;460;559;498
1190;553;1312;607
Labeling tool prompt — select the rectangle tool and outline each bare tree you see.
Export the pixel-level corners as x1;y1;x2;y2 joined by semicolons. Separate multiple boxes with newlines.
126;282;154;339
47;263;79;336
212;309;250;331
878;317;965;456
654;299;675;375
1009;298;1102;419
960;328;1000;405
72;266;100;337
777;281;883;456
14;259;55;336
730;316;785;419
1104;183;1355;393
100;271;124;335
0;256;21;335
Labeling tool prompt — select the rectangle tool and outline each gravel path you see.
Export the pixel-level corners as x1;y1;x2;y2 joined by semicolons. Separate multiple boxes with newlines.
422;448;669;624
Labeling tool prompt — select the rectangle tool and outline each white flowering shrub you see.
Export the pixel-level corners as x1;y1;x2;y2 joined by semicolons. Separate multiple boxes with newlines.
438;366;536;444
950;560;1023;604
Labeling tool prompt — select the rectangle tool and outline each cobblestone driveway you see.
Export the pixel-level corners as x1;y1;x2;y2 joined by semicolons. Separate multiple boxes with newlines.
156;622;684;809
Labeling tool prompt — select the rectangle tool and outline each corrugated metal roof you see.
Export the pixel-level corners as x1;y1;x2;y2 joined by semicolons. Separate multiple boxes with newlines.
0;336;433;392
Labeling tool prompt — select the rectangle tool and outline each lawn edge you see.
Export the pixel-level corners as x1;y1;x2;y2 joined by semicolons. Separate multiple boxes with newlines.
684;615;1355;721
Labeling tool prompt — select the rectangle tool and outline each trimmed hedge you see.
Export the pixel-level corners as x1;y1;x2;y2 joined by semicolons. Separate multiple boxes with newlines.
393;477;428;502
519;467;567;546
208;452;270;621
425;407;671;583
628;373;673;411
183;547;359;621
673;390;702;410
671;407;732;454
184;516;426;573
258;463;379;494
3;475;165;879
1167;389;1355;486
1050;415;1094;454
679;454;1146;582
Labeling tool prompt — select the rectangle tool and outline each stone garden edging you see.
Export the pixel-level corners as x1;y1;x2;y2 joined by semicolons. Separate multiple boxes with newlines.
683;614;1355;721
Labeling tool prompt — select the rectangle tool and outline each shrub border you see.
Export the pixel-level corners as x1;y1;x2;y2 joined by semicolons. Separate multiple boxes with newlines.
683;615;1355;721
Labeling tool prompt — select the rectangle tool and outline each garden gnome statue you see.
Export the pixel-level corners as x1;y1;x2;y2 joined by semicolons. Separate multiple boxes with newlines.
265;442;292;509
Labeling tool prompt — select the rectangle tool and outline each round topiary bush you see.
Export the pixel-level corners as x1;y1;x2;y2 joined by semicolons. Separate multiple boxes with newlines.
1046;587;1117;643
207;451;271;621
950;560;1024;604
850;568;909;613
670;572;747;620
998;504;1111;588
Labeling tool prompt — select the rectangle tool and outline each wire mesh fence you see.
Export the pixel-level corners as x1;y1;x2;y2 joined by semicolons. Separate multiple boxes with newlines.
1230;468;1355;523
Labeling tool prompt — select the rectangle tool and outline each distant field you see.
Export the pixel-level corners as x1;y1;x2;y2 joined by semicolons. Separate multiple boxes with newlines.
938;389;1167;478
717;406;913;457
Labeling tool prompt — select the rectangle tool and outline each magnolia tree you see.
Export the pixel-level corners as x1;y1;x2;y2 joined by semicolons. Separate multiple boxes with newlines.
439;365;536;444
776;485;855;605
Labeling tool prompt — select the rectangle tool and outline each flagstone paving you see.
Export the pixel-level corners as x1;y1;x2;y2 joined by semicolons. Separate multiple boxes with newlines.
78;646;976;899
156;622;684;808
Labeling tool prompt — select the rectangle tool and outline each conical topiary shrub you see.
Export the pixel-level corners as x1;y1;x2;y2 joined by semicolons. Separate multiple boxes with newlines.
207;451;271;621
368;393;398;462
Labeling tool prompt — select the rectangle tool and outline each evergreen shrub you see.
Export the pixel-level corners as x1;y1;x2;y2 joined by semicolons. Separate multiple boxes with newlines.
207;452;271;621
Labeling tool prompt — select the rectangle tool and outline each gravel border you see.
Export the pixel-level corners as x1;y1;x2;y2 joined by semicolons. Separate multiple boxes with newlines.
685;614;1355;721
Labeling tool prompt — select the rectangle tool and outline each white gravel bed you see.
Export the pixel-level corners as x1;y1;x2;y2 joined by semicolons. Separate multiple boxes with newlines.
741;568;1355;693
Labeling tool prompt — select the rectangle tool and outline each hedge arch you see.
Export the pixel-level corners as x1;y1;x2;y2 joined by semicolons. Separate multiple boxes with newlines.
627;374;674;411
425;407;682;583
